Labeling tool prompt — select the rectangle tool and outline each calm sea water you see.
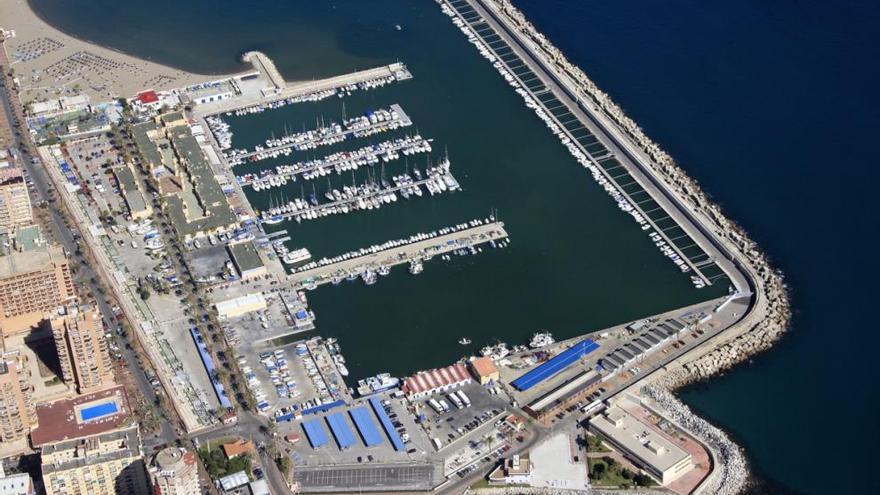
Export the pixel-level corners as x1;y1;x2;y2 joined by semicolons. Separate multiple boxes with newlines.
30;0;880;493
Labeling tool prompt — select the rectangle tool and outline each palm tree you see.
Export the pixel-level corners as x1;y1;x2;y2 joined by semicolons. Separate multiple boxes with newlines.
481;432;497;452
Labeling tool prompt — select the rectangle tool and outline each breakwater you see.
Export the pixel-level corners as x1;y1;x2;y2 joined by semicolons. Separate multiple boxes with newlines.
445;0;791;379
476;0;791;401
454;0;792;491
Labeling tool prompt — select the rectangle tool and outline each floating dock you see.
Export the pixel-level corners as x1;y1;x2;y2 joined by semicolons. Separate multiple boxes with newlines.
288;221;508;289
262;164;461;224
239;136;433;186
228;104;412;164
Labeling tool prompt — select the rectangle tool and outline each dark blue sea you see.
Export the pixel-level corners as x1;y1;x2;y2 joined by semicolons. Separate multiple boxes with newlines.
28;0;880;492
513;1;880;492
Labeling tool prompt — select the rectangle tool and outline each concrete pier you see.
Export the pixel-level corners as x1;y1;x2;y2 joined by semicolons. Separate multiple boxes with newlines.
440;0;747;289
195;61;412;117
242;51;287;90
288;222;508;289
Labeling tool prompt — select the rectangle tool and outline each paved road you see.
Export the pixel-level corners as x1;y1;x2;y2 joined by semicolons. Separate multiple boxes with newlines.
194;411;293;495
116;127;295;495
0;63;177;451
0;71;177;448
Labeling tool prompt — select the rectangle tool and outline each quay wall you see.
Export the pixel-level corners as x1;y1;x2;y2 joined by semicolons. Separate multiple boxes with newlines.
466;1;792;492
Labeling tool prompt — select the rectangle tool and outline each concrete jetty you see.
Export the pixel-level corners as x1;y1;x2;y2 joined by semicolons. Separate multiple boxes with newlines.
288;222;507;289
242;51;287;90
196;59;412;117
439;0;739;288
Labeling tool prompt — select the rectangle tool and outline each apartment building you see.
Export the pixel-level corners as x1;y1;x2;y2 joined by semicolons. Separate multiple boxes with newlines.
49;306;115;394
0;349;37;443
0;168;33;233
41;425;149;495
148;447;199;495
0;246;76;336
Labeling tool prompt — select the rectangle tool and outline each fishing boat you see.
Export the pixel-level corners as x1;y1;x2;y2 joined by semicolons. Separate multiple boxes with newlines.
529;332;556;349
409;259;424;275
283;248;312;265
357;373;399;396
458;338;472;345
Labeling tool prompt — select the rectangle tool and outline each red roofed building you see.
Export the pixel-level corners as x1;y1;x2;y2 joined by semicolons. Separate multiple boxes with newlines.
221;438;254;459
402;363;472;398
137;90;159;105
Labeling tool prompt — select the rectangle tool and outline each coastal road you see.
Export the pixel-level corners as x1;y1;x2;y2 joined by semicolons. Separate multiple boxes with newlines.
0;70;178;448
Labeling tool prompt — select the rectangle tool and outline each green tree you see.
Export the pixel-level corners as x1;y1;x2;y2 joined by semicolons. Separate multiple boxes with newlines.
276;455;292;480
633;473;655;486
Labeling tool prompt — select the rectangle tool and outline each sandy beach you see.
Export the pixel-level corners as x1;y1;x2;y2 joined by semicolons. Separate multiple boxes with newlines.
0;0;234;104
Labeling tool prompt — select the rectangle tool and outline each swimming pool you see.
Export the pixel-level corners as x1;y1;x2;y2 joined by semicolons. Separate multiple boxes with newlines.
79;401;118;422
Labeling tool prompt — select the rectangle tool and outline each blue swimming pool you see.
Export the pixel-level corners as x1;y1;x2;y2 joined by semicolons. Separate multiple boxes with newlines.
79;401;118;421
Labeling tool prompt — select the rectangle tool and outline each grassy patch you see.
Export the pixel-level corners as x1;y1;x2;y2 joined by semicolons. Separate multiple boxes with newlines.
586;432;610;453
588;457;656;488
43;376;62;386
198;446;252;480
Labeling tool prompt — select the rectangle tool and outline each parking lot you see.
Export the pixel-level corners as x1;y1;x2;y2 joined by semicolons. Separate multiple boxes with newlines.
65;134;126;215
280;393;427;468
237;339;321;416
188;243;231;282
217;290;299;346
411;382;509;451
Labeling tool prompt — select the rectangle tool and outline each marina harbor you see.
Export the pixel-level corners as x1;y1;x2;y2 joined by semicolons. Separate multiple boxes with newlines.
0;0;818;492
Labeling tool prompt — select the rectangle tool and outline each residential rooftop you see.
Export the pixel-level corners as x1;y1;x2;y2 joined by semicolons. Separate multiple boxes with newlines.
0;244;66;278
41;425;140;475
30;385;131;446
